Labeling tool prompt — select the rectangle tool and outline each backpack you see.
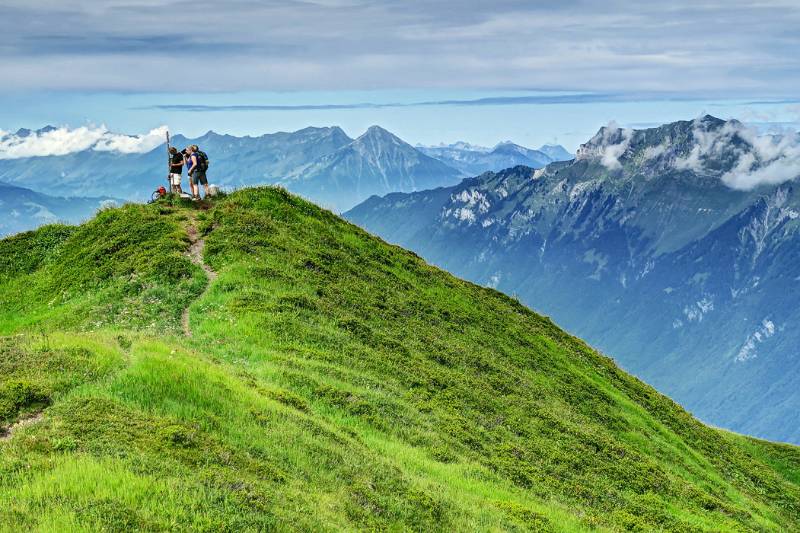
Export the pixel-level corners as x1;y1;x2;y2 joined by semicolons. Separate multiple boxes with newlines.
195;150;210;172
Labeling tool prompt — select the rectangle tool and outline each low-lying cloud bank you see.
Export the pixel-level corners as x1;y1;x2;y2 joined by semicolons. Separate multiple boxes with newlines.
0;125;168;159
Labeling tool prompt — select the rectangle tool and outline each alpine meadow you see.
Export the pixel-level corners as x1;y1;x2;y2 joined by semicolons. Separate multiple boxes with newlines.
1;188;799;531
4;1;800;531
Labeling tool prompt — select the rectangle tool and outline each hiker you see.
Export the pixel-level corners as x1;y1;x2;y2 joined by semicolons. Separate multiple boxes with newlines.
168;147;184;194
187;145;210;200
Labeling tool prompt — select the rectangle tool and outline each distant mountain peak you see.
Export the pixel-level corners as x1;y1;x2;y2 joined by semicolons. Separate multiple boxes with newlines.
360;125;397;139
491;141;529;154
538;144;573;161
417;141;492;152
295;125;347;135
696;114;726;128
574;114;761;174
452;141;489;151
355;125;407;147
11;125;58;138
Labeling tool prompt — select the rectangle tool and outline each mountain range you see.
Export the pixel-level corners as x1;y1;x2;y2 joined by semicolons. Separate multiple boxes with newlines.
0;125;569;213
417;140;572;176
1;187;798;530
0;181;120;237
347;115;800;444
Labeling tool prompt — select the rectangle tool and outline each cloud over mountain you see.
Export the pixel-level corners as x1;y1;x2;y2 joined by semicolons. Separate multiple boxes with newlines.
0;125;168;159
672;119;800;190
580;116;800;190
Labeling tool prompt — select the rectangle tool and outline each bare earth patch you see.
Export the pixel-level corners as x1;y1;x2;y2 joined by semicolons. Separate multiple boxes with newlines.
182;222;218;337
0;412;44;441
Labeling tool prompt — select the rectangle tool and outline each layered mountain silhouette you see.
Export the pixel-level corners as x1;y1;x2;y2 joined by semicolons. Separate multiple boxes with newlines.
417;140;571;176
278;126;463;210
0;181;119;237
347;115;800;444
0;125;567;212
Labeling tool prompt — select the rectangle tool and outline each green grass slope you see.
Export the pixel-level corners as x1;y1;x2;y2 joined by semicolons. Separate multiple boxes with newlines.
1;187;799;532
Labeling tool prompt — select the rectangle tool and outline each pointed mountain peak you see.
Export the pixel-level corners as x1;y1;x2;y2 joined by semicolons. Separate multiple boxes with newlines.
325;126;353;142
695;114;726;128
538;144;573;161
361;125;396;138
492;140;529;151
13;125;58;138
354;125;408;147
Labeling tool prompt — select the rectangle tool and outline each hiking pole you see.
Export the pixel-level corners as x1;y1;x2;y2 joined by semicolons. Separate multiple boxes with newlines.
166;131;171;194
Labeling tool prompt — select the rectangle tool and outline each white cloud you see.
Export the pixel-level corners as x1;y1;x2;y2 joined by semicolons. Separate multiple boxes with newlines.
93;126;168;154
578;122;634;169
601;124;633;170
99;199;119;210
722;128;800;189
0;125;168;159
673;118;800;189
642;142;668;160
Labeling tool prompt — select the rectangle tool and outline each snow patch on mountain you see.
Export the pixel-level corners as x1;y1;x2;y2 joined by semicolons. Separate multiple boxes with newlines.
583;249;609;280
736;319;777;362
683;296;714;322
443;189;492;225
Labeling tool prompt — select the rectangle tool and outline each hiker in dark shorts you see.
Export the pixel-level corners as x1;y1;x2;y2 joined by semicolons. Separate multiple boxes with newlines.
187;145;210;200
168;147;184;194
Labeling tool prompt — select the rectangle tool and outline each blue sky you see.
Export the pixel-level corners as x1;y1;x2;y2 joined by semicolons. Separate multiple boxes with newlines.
1;1;799;150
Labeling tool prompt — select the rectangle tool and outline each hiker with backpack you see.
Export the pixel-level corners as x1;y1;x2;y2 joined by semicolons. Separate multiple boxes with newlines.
186;145;210;200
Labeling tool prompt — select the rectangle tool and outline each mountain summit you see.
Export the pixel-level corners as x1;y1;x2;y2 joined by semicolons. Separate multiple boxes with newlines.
1;187;799;530
418;140;570;176
283;125;463;210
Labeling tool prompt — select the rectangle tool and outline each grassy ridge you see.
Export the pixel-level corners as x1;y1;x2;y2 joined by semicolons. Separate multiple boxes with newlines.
0;187;799;531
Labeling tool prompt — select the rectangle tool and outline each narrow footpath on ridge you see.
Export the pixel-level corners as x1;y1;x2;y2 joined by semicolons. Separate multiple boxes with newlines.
0;412;44;442
182;218;218;337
